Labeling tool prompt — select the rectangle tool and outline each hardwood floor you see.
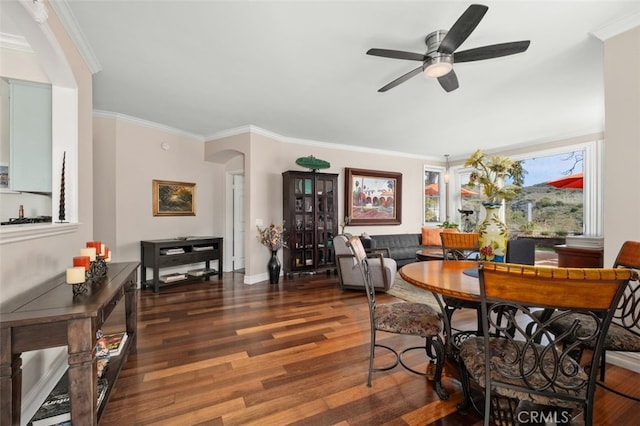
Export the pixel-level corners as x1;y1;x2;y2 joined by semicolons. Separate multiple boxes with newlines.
101;271;639;425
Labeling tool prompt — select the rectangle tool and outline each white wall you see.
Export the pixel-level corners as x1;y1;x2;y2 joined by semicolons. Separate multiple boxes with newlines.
602;26;640;373
603;26;640;263
93;114;222;265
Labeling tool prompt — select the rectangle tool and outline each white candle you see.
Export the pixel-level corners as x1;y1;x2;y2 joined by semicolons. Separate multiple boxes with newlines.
80;247;96;261
66;267;85;284
100;244;105;256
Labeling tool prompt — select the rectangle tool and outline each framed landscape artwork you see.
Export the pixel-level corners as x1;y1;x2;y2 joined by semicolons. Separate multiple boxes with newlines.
152;180;196;216
344;168;402;225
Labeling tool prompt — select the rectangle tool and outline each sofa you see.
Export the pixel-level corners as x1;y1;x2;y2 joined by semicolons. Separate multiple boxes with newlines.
357;228;455;267
360;233;422;267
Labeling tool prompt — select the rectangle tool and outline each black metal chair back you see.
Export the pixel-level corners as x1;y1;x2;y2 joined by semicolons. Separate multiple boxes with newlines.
459;263;631;425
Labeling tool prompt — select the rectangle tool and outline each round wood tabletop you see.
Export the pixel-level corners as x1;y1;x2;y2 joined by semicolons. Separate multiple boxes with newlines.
399;260;480;302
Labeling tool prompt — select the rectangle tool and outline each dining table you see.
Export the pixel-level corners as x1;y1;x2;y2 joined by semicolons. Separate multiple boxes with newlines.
400;260;480;302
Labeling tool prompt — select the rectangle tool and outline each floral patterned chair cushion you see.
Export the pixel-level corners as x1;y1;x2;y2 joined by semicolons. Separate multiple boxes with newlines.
375;302;442;336
459;336;587;410
547;312;640;351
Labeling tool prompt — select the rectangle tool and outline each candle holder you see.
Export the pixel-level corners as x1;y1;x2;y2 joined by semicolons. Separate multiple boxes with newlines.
71;281;89;296
87;257;108;284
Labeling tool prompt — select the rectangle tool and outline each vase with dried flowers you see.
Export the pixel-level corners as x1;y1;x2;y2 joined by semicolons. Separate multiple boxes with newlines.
257;223;287;283
464;149;525;261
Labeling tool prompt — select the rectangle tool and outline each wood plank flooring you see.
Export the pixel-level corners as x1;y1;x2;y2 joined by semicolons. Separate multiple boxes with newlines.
100;271;640;425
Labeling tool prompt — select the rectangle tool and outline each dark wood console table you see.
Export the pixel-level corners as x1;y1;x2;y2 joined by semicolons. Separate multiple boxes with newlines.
140;237;223;292
554;244;604;268
0;262;138;426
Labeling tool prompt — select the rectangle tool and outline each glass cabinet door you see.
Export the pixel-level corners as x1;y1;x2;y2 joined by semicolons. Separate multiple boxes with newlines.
283;171;337;274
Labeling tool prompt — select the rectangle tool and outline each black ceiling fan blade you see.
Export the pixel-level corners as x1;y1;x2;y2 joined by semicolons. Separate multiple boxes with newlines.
454;41;531;63
438;70;459;92
438;4;488;54
378;65;424;92
366;48;426;61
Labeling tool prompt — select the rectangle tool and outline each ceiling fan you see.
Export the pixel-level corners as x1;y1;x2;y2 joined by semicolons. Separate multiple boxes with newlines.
366;4;530;93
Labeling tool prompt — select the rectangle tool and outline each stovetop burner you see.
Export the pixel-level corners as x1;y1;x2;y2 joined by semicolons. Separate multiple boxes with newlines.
1;216;52;226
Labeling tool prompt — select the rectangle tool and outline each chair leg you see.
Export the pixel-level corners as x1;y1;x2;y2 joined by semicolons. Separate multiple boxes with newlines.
367;328;375;387
456;356;473;414
368;330;400;387
397;336;449;400
599;349;606;382
429;336;449;401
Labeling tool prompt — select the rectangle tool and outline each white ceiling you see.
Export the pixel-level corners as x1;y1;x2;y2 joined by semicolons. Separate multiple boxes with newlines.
50;1;640;158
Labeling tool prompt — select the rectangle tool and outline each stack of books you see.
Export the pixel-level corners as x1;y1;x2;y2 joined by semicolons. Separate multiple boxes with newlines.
95;330;110;379
103;331;128;357
159;272;187;283
29;373;108;425
187;268;210;277
192;245;214;251
160;247;185;255
565;235;604;250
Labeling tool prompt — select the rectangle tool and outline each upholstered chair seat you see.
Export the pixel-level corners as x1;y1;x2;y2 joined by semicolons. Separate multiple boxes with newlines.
374;302;442;336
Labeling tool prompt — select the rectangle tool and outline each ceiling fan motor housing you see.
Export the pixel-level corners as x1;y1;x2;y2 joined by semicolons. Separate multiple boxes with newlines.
424;30;453;77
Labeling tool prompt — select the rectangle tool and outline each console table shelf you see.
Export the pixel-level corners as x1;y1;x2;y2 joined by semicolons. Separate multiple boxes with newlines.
0;261;139;426
140;237;223;292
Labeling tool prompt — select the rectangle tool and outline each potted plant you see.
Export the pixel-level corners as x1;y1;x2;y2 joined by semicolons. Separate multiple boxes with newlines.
464;149;525;261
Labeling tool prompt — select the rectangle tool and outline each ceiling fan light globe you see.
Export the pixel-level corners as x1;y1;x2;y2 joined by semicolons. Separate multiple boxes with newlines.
424;62;453;78
423;59;453;78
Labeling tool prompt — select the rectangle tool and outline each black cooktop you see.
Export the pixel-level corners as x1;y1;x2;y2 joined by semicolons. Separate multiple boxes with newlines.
1;216;52;226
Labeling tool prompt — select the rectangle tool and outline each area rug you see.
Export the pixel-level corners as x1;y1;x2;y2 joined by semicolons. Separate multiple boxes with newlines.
387;273;440;311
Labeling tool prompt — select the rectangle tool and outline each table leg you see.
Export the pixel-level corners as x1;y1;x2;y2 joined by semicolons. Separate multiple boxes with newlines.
125;273;138;353
67;318;97;426
0;327;22;426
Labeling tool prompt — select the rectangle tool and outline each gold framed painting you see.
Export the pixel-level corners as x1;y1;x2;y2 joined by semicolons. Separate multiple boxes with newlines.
152;180;196;216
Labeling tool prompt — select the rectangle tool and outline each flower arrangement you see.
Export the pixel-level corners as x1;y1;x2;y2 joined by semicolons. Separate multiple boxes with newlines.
464;149;526;204
257;223;287;251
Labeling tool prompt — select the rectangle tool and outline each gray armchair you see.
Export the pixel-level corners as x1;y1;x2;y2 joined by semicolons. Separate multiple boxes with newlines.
333;234;397;291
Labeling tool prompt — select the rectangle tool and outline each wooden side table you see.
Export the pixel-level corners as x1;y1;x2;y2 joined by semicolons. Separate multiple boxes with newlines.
554;244;604;268
0;262;139;426
415;248;444;261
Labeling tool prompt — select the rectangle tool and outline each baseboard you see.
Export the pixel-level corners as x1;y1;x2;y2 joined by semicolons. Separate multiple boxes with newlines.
607;351;640;373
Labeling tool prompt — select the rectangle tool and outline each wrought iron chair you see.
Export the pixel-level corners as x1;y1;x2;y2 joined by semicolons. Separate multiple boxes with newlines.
458;262;631;425
505;238;536;265
345;236;448;400
493;238;537;337
543;240;640;400
439;232;481;337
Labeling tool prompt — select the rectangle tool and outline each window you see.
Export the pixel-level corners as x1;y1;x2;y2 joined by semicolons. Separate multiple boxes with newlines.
453;141;601;237
423;167;445;224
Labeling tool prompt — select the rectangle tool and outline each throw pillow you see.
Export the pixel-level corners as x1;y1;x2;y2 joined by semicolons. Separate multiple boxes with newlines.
422;227;444;246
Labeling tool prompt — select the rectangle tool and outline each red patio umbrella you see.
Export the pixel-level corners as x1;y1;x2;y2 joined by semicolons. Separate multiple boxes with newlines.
546;173;583;189
425;183;478;196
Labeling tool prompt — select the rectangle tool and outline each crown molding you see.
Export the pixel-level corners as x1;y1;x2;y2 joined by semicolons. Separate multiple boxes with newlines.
590;11;640;41
206;125;433;160
0;32;33;52
48;0;101;74
93;110;204;141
